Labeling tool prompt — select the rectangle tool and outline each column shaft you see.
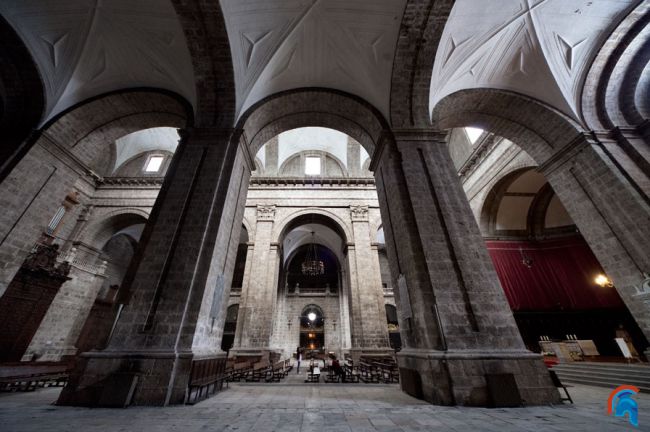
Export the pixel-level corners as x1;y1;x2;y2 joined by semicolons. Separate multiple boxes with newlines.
58;128;252;406
373;130;557;406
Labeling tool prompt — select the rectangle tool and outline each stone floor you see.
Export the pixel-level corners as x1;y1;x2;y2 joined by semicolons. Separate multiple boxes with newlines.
1;379;649;431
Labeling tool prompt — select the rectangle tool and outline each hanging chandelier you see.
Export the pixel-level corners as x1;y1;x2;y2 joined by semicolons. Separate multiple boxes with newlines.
302;231;325;276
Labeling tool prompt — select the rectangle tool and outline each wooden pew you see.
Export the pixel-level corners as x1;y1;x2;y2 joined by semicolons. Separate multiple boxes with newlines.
186;357;228;404
246;361;270;382
265;361;285;382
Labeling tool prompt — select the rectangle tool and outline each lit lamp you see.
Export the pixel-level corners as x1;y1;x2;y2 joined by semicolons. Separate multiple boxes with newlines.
595;274;613;288
307;312;317;321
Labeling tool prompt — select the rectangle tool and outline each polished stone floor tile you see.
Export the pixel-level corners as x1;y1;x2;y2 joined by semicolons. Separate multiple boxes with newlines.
1;382;649;431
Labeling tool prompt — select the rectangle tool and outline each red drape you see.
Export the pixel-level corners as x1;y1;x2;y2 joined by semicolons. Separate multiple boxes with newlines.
486;237;624;311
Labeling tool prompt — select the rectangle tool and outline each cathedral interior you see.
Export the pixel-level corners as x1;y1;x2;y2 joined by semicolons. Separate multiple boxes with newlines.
0;0;649;430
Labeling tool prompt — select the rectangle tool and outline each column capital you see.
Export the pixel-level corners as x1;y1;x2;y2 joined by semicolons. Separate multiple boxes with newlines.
179;126;240;142
391;129;448;143
256;204;276;221
370;129;448;172
537;132;591;176
349;205;369;222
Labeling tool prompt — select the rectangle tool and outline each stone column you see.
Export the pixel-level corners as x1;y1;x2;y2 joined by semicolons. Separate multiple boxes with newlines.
540;132;650;351
371;130;558;406
231;205;280;355
346;205;391;359
265;136;279;175
232;241;255;347
58;128;253;407
347;137;360;176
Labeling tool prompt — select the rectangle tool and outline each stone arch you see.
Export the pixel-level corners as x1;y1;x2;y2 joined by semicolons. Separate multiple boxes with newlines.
273;209;351;245
389;0;454;128
170;0;236;128
478;166;537;234
431;88;585;165
236;88;390;157
301;303;324;318
0;13;45;181
241;215;254;240
582;2;650;130
80;209;149;250
36;89;192;176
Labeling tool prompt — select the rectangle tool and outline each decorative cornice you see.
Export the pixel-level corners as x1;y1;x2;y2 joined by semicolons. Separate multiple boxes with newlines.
97;177;165;187
249;177;375;186
457;134;500;181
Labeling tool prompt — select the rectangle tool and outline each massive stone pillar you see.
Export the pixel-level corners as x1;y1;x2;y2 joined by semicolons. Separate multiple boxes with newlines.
540;132;650;351
346;205;391;359
231;205;281;356
58;128;252;406
372;130;558;406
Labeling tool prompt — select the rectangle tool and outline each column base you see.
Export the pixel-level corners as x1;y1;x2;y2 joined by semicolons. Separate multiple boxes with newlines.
397;349;560;407
57;350;194;407
347;347;396;363
229;347;282;364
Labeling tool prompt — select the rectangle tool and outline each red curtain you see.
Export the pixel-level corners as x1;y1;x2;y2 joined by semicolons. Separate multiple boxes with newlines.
486;237;624;311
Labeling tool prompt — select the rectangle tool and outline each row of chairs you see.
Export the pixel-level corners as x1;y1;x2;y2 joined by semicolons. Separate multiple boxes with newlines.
356;357;399;383
0;363;70;392
224;359;293;383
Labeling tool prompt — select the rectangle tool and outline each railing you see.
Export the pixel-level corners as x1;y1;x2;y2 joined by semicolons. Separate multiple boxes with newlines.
57;247;107;276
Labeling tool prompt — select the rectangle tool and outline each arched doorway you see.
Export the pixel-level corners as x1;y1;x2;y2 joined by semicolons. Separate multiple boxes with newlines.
385;304;401;351
221;304;239;352
269;211;352;359
300;304;325;353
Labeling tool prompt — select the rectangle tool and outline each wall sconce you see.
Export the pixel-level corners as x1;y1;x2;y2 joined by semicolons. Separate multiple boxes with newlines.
595;274;613;288
287;319;292;329
519;247;533;268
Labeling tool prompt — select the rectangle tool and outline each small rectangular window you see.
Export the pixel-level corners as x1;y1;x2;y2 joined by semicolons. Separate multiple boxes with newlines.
305;156;321;175
144;156;164;172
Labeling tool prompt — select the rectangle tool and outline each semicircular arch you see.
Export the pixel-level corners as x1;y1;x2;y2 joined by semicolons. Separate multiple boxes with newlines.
273;208;352;245
432;89;585;165
236;88;390;157
79;208;150;250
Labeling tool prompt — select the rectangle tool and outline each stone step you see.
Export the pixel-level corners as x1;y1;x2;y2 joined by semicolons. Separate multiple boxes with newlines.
552;362;650;393
554;363;650;374
553;365;650;378
557;376;650;394
554;370;650;386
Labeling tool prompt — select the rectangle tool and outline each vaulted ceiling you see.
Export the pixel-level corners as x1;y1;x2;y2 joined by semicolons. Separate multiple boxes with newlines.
430;0;639;123
0;0;640;128
0;0;196;125
221;0;406;120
